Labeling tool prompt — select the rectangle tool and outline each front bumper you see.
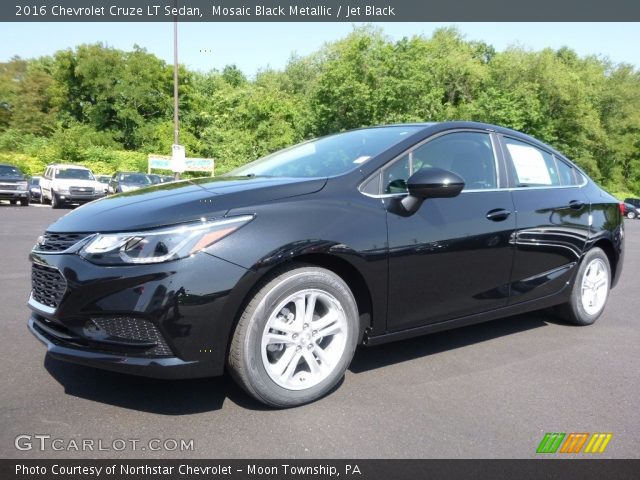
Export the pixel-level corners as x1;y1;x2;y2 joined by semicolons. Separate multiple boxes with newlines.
0;189;29;200
55;192;105;203
27;250;249;379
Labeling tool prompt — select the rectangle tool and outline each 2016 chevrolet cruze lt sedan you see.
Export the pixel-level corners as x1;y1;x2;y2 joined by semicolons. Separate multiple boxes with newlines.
27;122;624;407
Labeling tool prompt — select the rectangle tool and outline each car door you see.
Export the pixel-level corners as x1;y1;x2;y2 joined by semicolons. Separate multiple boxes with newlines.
40;167;52;199
499;135;590;304
381;130;516;332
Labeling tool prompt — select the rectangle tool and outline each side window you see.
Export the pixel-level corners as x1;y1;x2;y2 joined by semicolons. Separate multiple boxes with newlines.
503;137;559;187
555;157;576;186
382;131;497;193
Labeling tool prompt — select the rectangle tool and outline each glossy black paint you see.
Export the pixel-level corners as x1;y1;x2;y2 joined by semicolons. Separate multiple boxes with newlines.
27;121;624;379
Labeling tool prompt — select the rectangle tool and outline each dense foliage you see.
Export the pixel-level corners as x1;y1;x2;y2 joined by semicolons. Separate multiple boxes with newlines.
1;27;639;197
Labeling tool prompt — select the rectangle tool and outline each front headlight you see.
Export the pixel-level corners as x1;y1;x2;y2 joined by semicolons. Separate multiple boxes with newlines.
79;215;254;265
17;181;28;189
56;187;70;194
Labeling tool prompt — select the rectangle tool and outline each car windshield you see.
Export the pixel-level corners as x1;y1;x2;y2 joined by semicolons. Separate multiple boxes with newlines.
30;178;40;185
0;165;22;177
122;174;151;185
56;168;94;180
229;126;423;178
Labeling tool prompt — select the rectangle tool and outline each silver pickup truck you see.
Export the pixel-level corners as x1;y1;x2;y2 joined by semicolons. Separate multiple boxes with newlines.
0;164;30;206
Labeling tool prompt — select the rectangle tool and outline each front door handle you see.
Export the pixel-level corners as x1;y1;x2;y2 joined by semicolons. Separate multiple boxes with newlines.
568;200;586;210
486;208;511;221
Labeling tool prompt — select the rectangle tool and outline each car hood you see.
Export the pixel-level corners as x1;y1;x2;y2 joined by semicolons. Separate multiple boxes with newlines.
48;176;327;233
0;175;25;183
53;179;101;189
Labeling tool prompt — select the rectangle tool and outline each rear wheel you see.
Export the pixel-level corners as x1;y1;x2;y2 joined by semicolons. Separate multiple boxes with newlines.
557;247;610;325
627;211;636;219
228;265;359;408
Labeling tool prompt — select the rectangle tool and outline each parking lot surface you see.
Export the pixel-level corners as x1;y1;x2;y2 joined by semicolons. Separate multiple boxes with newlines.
1;202;638;458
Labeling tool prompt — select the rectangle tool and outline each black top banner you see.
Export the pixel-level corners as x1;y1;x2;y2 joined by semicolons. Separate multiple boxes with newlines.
4;0;640;22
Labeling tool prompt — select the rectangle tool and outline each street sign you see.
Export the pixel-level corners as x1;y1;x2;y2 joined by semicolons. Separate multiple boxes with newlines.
171;144;186;173
148;154;215;175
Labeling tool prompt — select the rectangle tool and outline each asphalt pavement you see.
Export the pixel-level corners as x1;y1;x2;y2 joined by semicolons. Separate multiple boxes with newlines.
1;201;638;458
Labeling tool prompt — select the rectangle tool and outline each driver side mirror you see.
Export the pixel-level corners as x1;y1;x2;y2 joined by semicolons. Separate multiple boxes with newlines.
400;168;465;214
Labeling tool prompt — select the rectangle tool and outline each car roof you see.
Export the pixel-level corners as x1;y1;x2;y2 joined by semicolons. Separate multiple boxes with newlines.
47;164;91;170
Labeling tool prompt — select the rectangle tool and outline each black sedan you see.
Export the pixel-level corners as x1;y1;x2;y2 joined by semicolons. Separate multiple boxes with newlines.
27;122;624;407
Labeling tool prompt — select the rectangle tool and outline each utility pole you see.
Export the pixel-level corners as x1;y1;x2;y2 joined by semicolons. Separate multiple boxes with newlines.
172;0;181;180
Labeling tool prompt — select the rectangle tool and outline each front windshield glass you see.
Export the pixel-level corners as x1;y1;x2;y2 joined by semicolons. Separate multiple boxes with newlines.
0;165;22;176
56;168;94;180
229;126;423;178
122;173;151;185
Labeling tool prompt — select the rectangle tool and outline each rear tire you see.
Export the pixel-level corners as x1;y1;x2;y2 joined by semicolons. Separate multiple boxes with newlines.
557;247;611;326
627;211;636;219
228;265;359;408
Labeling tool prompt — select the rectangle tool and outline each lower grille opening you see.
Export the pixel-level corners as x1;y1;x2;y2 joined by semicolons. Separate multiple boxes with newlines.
85;317;173;357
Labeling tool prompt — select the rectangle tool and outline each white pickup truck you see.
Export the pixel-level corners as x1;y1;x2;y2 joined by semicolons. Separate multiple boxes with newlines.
40;164;106;209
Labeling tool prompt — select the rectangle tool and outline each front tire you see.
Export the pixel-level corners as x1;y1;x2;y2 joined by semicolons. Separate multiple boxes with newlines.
20;198;29;206
228;265;359;408
557;247;611;326
51;193;62;209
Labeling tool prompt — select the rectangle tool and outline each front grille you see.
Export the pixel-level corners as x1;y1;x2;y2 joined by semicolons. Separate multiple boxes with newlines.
31;263;67;309
88;317;173;357
0;183;18;190
36;232;89;252
69;186;95;195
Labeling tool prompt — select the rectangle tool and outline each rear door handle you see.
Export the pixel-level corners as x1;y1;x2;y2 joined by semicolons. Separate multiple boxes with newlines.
486;208;511;221
568;200;586;210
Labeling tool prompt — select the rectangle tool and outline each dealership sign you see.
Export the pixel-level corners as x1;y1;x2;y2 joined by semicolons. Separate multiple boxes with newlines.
148;154;215;174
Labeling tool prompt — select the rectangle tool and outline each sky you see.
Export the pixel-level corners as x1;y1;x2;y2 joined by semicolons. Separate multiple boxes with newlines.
1;22;638;74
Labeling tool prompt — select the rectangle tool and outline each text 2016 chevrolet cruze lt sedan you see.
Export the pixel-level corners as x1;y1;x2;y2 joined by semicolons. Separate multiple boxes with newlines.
27;122;624;407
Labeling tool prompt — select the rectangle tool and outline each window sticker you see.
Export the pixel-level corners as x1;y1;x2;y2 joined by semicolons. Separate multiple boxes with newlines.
507;143;552;185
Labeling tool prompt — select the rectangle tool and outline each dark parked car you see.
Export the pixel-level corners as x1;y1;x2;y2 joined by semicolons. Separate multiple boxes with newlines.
0;164;30;206
108;172;152;193
148;174;176;184
29;176;41;202
27;122;624;407
624;197;640;209
622;202;638;219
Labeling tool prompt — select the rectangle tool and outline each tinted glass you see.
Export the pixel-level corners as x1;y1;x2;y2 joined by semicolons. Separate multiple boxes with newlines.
504;137;559;186
0;165;22;176
55;168;95;180
122;173;151;185
555;157;576;185
382;132;496;193
230;126;423;178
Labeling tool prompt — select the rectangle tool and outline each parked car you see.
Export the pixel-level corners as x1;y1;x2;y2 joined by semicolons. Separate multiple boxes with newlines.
624;197;640;209
148;174;175;184
108;172;152;193
0;163;29;206
27;122;624;407
39;164;106;209
94;175;111;194
622;202;639;219
28;176;42;203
